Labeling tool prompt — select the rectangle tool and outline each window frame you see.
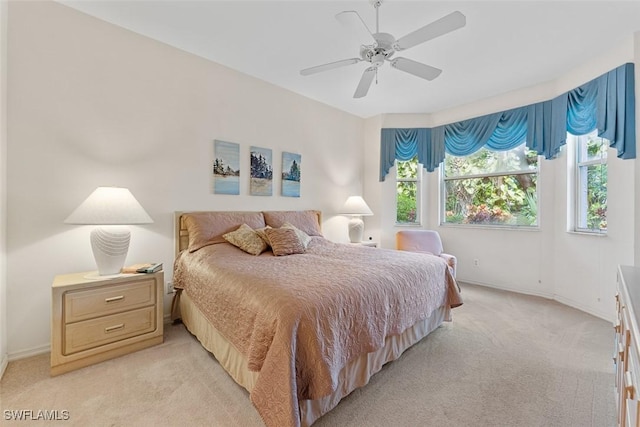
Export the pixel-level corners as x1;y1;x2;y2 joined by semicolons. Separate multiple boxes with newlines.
395;157;421;226
572;132;607;235
439;144;540;229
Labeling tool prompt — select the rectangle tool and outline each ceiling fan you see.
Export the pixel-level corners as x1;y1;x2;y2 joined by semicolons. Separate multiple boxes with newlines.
300;0;466;98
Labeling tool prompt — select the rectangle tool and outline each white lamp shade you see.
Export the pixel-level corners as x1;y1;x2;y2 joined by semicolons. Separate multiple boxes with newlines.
65;187;152;276
339;196;373;216
65;187;153;225
340;196;373;243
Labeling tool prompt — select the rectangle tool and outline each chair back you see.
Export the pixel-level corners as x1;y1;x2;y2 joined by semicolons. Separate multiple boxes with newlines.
396;230;444;255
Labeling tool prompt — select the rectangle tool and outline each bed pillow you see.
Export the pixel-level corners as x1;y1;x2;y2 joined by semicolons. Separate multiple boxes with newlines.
183;211;266;252
262;210;322;236
265;227;305;256
223;224;268;255
281;222;312;248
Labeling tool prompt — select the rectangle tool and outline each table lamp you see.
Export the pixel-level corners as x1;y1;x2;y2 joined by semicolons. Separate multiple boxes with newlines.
65;187;153;276
340;196;373;243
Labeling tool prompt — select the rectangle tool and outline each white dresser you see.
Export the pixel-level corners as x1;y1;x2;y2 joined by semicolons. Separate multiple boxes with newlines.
615;265;640;426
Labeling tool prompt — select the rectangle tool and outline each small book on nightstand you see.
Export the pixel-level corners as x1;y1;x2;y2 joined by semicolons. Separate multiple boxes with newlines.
122;263;163;274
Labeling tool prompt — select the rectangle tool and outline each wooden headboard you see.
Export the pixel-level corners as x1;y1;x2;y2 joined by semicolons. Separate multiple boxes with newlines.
175;211;191;256
175;210;322;257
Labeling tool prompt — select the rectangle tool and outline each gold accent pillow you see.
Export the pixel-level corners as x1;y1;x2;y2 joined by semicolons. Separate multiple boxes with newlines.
222;224;268;255
254;226;273;246
265;227;305;256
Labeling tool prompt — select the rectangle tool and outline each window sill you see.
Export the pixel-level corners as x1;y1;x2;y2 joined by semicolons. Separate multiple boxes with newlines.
439;223;540;232
566;230;607;237
394;223;422;228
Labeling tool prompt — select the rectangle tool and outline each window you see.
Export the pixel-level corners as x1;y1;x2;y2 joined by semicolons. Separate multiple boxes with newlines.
442;144;538;227
396;156;420;224
573;131;607;233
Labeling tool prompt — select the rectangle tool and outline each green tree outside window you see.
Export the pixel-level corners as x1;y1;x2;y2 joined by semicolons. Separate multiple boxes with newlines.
396;157;419;224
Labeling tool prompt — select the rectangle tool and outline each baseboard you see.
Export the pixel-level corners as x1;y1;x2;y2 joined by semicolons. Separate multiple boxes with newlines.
553;294;613;323
7;344;49;362
459;280;613;323
0;352;7;379
458;279;553;300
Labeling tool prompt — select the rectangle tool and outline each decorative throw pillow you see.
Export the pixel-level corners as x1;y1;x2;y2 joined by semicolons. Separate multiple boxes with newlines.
254;226;272;246
222;224;268;255
281;222;312;248
265;227;305;256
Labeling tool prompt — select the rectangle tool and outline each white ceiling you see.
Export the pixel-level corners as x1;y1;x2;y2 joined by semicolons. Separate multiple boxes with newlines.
59;1;640;118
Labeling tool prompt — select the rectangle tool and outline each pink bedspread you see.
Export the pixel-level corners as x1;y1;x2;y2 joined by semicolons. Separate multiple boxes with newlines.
173;237;462;427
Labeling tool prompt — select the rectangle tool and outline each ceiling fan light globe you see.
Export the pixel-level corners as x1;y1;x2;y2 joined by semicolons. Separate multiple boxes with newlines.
371;53;386;66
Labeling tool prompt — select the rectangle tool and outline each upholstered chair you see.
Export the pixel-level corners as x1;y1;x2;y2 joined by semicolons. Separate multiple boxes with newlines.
395;230;457;277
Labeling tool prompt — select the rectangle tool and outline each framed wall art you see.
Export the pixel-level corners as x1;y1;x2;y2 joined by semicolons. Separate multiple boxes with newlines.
281;151;301;197
250;146;273;196
213;140;240;195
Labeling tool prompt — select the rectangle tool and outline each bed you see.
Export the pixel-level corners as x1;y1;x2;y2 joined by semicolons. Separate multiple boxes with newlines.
172;210;462;427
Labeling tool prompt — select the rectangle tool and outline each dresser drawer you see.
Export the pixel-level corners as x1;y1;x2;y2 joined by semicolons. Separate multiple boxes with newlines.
64;306;157;355
64;279;156;323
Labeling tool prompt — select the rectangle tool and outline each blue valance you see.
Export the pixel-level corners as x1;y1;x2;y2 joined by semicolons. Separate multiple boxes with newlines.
380;128;440;179
380;62;636;181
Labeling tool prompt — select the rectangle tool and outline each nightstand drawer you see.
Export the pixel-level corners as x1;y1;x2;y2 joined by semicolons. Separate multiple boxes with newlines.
64;306;157;355
64;279;156;323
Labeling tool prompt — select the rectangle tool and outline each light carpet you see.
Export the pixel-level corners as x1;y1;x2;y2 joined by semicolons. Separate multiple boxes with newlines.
0;283;615;426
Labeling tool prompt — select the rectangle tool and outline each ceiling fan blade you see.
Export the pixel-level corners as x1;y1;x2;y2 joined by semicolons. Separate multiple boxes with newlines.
391;57;442;81
395;11;466;51
335;10;377;46
300;58;362;76
353;67;377;98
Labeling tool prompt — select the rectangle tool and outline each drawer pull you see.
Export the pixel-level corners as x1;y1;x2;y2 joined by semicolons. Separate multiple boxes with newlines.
104;324;125;333
619;343;625;362
615;319;621;333
624;371;635;399
105;295;124;303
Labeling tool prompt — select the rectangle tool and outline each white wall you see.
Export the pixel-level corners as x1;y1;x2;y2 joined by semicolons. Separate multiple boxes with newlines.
0;0;9;378
635;32;640;268
6;1;364;358
365;36;637;321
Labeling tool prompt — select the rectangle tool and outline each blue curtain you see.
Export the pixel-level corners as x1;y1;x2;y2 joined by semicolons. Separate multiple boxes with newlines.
379;63;636;181
526;94;568;160
380;128;439;180
596;64;636;159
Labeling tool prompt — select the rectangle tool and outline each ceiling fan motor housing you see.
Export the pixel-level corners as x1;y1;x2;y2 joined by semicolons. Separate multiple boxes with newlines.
361;32;396;66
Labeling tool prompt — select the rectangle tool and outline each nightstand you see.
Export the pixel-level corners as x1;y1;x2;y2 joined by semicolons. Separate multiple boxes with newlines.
51;271;164;376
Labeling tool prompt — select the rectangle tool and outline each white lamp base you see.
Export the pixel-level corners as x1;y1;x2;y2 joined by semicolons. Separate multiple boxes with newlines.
90;226;130;276
348;217;364;243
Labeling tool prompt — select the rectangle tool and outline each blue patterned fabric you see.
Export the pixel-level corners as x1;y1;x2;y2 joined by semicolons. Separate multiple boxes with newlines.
379;63;635;181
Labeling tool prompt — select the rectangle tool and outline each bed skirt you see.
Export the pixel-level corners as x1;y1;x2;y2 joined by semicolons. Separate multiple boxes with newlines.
177;290;447;426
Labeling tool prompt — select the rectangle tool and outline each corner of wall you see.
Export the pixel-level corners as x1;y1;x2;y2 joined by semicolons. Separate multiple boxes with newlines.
363;115;384;244
0;0;9;379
